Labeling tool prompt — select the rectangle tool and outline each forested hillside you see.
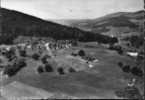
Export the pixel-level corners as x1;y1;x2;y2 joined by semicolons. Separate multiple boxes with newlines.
0;8;117;44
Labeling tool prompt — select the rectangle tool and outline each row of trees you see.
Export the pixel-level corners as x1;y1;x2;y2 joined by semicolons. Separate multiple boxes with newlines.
108;45;123;55
118;62;143;77
37;64;76;75
124;35;144;48
37;54;76;75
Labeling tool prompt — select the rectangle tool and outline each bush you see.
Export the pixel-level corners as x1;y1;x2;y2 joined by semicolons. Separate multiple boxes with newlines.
57;67;65;75
41;55;51;64
4;49;15;61
17;59;27;68
122;65;130;73
19;50;27;57
69;67;76;73
109;37;118;45
71;53;77;56
32;53;40;60
109;45;123;55
131;67;143;77
45;64;53;72
3;59;27;77
118;62;123;68
37;66;44;74
3;65;16;76
118;49;123;55
78;50;85;57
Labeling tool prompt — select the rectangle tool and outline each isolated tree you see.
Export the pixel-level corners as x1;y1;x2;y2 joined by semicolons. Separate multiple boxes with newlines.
32;53;40;60
78;50;85;57
37;66;44;74
122;65;130;73
57;67;65;75
118;62;123;68
17;59;27;68
41;55;51;64
45;64;53;72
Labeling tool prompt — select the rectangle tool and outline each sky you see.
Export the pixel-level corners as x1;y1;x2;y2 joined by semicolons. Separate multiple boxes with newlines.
1;0;144;19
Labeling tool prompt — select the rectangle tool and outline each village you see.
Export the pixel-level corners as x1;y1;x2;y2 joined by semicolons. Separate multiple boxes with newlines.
0;38;102;78
0;36;143;75
0;37;144;99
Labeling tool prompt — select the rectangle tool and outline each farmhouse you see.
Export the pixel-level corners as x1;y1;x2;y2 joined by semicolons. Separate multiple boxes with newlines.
126;52;138;57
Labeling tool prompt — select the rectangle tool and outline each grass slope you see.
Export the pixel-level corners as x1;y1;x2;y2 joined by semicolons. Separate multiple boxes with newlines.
2;44;136;99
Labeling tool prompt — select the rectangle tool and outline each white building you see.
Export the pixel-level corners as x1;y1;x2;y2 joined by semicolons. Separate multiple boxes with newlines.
127;52;138;57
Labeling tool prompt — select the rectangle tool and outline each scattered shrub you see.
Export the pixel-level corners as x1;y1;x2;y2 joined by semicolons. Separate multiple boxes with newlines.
37;66;44;74
4;49;15;61
3;59;27;77
118;62;123;68
19;50;27;57
131;67;143;77
118;49;123;55
87;56;95;61
45;64;53;72
71;53;77;56
109;37;118;45
57;67;65;75
32;53;40;60
3;65;15;76
78;50;85;57
122;65;130;73
41;55;50;64
69;67;76;73
109;45;123;55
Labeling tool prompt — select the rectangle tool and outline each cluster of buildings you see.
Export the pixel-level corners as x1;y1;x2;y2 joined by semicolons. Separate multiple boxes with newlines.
19;39;75;51
0;39;77;58
0;45;13;55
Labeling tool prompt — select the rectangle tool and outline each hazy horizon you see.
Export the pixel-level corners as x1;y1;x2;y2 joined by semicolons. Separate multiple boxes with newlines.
2;0;144;20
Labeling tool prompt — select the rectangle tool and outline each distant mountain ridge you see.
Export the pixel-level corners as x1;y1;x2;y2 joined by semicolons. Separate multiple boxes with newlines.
1;8;117;44
51;10;144;37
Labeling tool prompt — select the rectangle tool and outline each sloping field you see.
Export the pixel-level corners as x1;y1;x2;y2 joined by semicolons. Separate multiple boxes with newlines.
1;43;136;99
1;81;54;100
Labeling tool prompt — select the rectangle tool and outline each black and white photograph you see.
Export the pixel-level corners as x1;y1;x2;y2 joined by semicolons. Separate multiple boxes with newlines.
0;0;144;99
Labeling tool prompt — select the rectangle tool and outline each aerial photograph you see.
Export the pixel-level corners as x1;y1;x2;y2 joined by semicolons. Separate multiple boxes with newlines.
0;0;144;99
